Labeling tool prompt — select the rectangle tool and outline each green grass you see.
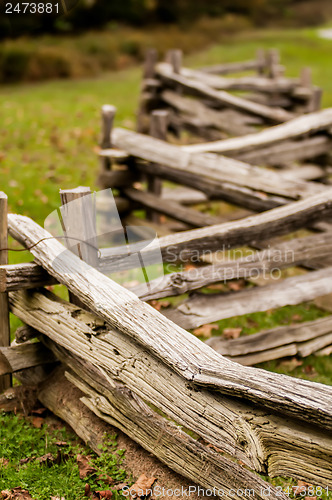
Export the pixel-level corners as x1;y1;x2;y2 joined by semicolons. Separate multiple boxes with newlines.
0;412;127;499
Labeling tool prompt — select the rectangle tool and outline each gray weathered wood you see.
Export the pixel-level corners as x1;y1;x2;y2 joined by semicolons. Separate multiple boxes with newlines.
0;342;56;375
206;316;332;360
97;168;139;189
112;128;325;199
199;58;264;75
7;215;332;430
234;136;332;167
100;105;116;171
0;192;11;392
181;107;332;154
99;189;332;271
0;262;57;292
164;266;332;329
146;110;168;222
60;187;98;309
161;90;260;136
155;63;294;123
9;288;332;483
132;232;332;300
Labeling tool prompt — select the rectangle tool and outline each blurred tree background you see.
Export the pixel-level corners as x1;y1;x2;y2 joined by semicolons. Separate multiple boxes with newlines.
1;0;330;39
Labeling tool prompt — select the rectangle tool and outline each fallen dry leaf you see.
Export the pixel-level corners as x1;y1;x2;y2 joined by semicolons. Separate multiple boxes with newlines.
280;357;303;371
76;454;97;479
0;458;9;467
36;453;55;467
32;417;44;429
291;314;302;322
292;480;312;496
193;324;219;338
93;492;112;499
0;487;35;499
31;407;47;416
223;327;242;340
228;279;246;291
149;300;171;312
302;365;318;377
84;484;91;497
206;283;226;291
50;497;65;500
129;474;156;498
97;475;114;486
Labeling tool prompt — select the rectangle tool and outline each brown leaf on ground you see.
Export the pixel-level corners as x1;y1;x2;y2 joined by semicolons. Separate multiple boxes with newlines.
184;264;196;271
19;458;31;465
32;417;44;429
54;441;68;447
280;357;303;371
291;314;302;322
193;324;219;338
84;484;91;497
228;279;246;291
93;492;113;499
36;453;55;467
76;454;97;479
0;487;35;499
97;475;114;486
246;318;259;328
206;283;226;291
149;300;171;312
50;497;65;500
302;365;318;377
0;458;9;467
292;480;312;496
31;407;47;415
129;474;156;498
223;327;242;340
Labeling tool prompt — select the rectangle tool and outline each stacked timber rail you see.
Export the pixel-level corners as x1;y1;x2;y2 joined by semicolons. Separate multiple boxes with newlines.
97;106;332;368
136;48;322;140
0;187;332;496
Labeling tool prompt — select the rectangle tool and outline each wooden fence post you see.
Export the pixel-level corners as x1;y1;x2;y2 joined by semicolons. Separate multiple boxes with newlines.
256;48;266;76
267;48;281;79
100;105;116;172
0;192;11;392
167;49;183;74
146;110;169;223
59;187;98;309
137;48;159;133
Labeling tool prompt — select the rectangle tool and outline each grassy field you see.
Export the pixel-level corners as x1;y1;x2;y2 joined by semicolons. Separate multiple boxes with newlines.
1;24;332;498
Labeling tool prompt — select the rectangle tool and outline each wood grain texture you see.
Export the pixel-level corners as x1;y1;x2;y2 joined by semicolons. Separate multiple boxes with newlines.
7;215;332;430
0;342;56;375
9;289;332;483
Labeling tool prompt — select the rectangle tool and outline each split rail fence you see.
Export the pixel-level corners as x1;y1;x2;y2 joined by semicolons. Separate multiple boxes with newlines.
0;187;332;497
1;51;332;498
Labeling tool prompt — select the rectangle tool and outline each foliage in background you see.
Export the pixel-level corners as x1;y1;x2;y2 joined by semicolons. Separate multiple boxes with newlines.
2;0;332;39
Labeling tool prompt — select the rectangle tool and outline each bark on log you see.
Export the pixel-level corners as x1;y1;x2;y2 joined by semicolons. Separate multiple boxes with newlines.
8;288;332;483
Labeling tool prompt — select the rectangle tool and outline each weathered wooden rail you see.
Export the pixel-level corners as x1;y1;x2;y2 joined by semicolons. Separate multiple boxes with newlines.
137;48;322;141
1;179;332;495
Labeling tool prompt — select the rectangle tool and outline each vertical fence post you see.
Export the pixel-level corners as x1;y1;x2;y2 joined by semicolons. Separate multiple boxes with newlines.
100;105;116;173
147;110;169;223
167;49;183;74
256;49;266;76
0;192;11;392
137;48;159;133
59;187;98;309
267;48;280;79
308;88;323;113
